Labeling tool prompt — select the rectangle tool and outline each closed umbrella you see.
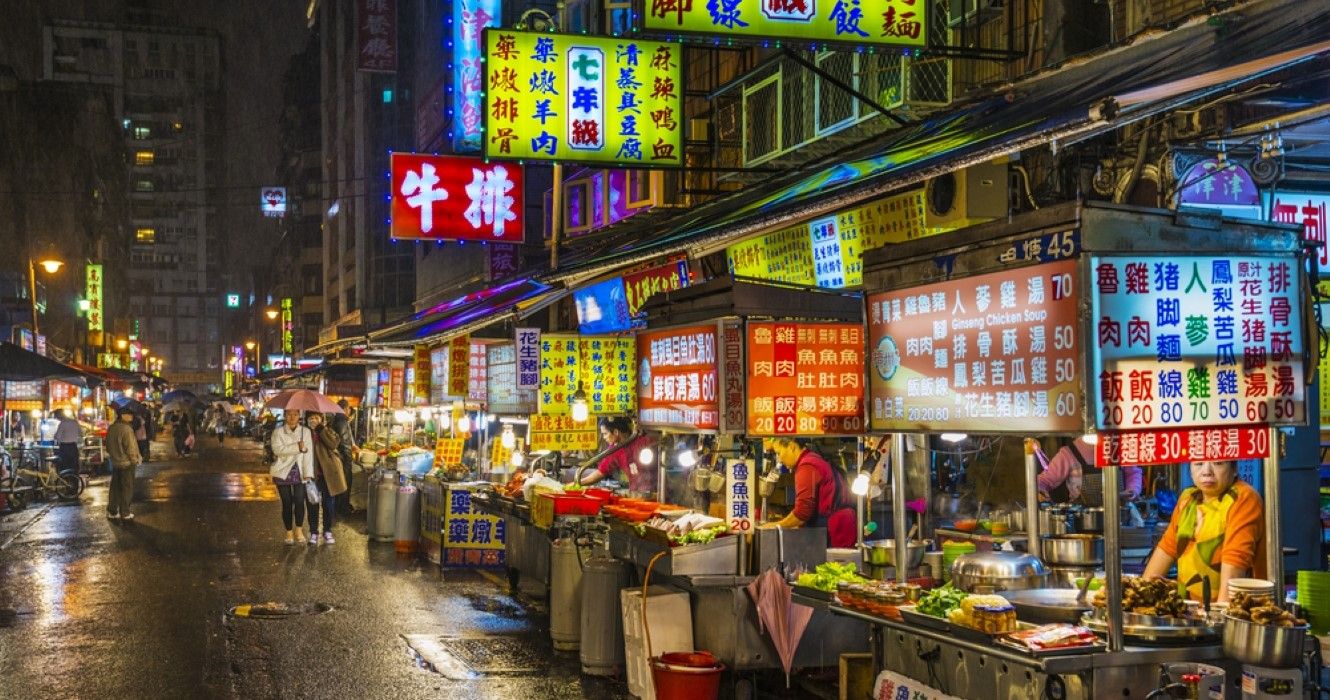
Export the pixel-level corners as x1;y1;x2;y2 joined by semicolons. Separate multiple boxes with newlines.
264;389;344;415
745;567;813;688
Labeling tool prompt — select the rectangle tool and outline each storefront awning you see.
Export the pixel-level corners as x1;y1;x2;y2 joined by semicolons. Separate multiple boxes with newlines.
366;278;558;348
0;342;91;385
545;0;1330;286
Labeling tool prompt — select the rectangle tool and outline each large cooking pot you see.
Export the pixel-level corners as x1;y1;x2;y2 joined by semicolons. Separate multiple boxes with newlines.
1075;507;1133;532
950;551;1048;592
1222;614;1310;668
1039;506;1077;535
863;539;929;568
997;588;1094;624
1041;534;1104;565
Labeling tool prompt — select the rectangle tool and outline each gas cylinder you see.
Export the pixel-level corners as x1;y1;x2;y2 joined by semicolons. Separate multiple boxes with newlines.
394;477;421;554
579;551;631;675
550;537;584;651
370;469;399;542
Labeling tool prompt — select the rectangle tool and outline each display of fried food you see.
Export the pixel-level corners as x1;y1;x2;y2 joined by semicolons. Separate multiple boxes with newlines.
1092;577;1188;618
1227;592;1306;627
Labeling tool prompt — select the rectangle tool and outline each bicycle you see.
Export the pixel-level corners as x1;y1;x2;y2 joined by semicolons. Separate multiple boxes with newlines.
0;449;83;509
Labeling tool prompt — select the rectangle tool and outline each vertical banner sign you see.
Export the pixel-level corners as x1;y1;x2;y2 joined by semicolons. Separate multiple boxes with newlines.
413;345;432;400
468;342;488;402
726;458;755;533
1090;256;1305;433
443;485;506;567
636;324;719;430
448;336;471;397
719;319;746;433
356;0;397;72
85;264;104;333
389;364;406;408
280;297;294;354
643;0;926;48
746;322;865;435
867;260;1083;433
515;328;541;391
581;337;635;414
486;243;521;281
1270;191;1329;271
539;335;579;415
483;30;684;166
452;0;500;152
390;153;523;242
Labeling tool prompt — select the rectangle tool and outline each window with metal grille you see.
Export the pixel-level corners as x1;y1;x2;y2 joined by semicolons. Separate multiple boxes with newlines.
743;74;780;165
815;52;856;134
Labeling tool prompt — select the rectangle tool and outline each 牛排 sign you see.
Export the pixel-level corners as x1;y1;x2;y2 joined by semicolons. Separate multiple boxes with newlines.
637;324;719;430
867;259;1083;433
746;322;865;436
390;153;523;242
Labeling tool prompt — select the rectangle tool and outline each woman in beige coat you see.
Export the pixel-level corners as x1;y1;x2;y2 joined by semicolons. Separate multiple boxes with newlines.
305;413;348;544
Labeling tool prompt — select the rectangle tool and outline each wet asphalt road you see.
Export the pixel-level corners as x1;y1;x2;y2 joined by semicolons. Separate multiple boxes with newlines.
0;435;631;699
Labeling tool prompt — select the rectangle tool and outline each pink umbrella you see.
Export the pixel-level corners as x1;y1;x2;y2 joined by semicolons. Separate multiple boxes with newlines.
263;389;344;414
745;567;813;687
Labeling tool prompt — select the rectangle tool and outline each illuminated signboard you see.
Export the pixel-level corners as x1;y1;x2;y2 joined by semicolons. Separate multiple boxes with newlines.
538;334;636;415
280;297;294;354
575;259;689;334
261;187;287;218
867;260;1083;433
225;293;240;308
447;336;470;397
1090;255;1305;432
85;264;104;333
452;0;501;151
746;322;865;435
642;0;926;49
413;344;432;400
443;485;505;567
390;153;523;242
356;0;397;72
483;30;683;166
637;324;719;430
528;414;600;451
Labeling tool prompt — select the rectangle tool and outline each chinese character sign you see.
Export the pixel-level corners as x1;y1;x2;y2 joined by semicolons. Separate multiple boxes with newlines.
516;328;541;391
538;334;637;415
468;342;488;402
867;260;1082;433
720;319;746;433
413;345;432;400
85;264;103;333
487;243;521;281
1090;255;1305;430
528;414;600;451
357;0;397;72
390;153;523;242
1095;426;1271;468
623;258;689;314
540;334;581;415
483;31;683;166
636;325;719;430
1270;191;1330;270
452;0;501;152
726;458;756;533
435;438;466;466
644;0;925;49
448;336;471;397
261;187;287;218
280;297;294;354
746;322;865;435
443;484;506;568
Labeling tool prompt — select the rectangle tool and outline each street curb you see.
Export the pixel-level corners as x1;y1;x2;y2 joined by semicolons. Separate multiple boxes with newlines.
0;503;55;551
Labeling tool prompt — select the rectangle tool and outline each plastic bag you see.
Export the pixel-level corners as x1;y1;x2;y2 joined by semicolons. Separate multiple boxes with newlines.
305;480;322;506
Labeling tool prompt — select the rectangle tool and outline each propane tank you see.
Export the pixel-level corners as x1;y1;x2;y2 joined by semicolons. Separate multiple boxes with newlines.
550;537;584;651
394;477;421;554
371;469;399;542
580;551;631;675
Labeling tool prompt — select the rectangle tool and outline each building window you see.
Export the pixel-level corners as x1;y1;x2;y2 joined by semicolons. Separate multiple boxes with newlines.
133;126;151;140
135;227;157;244
135;179;155;192
135;150;155;165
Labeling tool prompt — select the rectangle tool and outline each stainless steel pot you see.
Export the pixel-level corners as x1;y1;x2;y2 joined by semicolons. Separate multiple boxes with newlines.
1222;614;1309;668
1041;534;1104;565
1039;506;1077;535
949;551;1048;592
1076;507;1104;532
863;539;929;568
1007;508;1027;532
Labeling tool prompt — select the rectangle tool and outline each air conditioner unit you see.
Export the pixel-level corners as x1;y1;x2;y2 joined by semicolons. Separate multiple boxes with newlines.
948;0;1004;27
924;160;1009;234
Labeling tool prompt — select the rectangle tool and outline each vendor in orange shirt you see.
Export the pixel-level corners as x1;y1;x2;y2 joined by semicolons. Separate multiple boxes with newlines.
1143;460;1266;602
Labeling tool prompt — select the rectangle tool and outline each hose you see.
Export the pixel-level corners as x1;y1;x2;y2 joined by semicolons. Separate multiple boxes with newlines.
641;549;669;675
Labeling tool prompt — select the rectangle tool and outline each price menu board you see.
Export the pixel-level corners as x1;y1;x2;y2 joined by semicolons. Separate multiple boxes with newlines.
528;414;599;451
1090;255;1305;431
538;335;636;415
867;259;1083;433
1095;425;1271;468
636;324;719;430
746;322;865;436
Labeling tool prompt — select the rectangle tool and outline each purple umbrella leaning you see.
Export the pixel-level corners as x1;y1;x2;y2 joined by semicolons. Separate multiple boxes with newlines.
745;567;813;688
262;389;344;415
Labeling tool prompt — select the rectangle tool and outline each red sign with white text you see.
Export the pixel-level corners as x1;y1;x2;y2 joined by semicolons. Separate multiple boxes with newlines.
746;322;865;436
637;325;719;430
390;153;523;243
1095;426;1270;467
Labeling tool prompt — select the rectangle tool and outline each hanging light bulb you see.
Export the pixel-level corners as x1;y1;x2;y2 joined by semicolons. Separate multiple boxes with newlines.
851;471;871;497
437;410;452;430
570;383;589;423
501;425;516;450
1080;433;1099;446
940;433;967;443
638;446;655;465
510;451;525;468
677;449;697;468
457;413;472;433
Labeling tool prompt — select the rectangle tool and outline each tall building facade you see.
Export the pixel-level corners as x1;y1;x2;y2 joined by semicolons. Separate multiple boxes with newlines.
42;20;225;383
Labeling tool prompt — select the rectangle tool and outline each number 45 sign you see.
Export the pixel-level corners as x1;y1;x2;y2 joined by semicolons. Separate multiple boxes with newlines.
389;153;524;243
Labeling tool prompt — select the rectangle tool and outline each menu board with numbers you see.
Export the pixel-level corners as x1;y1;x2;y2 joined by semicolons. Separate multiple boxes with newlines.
528;414;600;451
746;322;865;436
1090;256;1305;431
636;324;719;430
867;260;1083;433
1095;425;1271;468
538;335;636;415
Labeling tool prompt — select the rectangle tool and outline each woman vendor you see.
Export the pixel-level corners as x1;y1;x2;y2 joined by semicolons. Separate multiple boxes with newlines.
759;437;856;548
1038;435;1144;504
1143;460;1266;602
579;417;657;494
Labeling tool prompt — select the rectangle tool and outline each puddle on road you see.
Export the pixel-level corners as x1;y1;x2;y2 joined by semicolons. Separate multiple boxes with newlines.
404;634;549;679
460;592;528;619
227;602;334;619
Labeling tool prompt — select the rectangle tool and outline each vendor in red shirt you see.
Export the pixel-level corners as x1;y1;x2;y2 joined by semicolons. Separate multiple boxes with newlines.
579;417;657;495
760;437;856;548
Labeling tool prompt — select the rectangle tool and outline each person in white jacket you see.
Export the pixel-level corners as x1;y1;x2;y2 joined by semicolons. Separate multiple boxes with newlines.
270;409;315;545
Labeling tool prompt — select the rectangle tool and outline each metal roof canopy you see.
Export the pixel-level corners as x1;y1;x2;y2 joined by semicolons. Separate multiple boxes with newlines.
863;201;1306;292
640;276;862;327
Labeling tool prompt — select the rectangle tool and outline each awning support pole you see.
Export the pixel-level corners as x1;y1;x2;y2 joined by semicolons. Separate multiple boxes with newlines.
1103;464;1124;652
892;434;908;584
1264;427;1282;592
780;49;913;128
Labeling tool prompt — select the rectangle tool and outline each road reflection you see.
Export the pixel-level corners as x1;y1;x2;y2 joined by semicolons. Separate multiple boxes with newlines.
142;472;277;501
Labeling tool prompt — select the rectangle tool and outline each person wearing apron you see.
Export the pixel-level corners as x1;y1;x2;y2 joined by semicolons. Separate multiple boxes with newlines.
760;438;856;548
1037;437;1143;505
1143;460;1266;602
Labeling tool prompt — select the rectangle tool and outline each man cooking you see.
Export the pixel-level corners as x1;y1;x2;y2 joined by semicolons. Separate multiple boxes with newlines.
579;417;657;495
1143;460;1265;602
759;437;856;548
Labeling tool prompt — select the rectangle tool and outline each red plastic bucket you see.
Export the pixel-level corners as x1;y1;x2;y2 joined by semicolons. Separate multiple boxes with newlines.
651;656;725;700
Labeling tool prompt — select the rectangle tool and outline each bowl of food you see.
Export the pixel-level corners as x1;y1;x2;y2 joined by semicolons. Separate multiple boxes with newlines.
953;519;979;532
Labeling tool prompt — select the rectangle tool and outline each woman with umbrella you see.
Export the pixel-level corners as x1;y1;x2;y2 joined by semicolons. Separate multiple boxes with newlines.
173;412;194;457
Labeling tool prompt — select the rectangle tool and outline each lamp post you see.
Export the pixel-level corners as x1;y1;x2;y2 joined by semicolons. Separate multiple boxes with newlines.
245;340;259;375
27;253;64;335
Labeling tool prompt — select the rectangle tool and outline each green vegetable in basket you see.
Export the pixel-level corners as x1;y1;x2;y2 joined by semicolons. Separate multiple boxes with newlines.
916;584;969;618
795;561;868;592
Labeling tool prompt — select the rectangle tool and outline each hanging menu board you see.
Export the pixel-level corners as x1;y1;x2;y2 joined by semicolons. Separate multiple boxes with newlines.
537;334;636;415
1089;255;1305;432
746;322;865;436
636;324;719;430
867;259;1083;433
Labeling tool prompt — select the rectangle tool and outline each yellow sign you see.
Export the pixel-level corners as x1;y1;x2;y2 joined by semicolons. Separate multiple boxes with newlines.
483;30;683;166
413;344;432;400
85;264;104;333
434;438;466;467
447;336;470;397
489;437;523;467
643;0;926;49
528;414;599;451
1320;282;1330;429
538;334;637;415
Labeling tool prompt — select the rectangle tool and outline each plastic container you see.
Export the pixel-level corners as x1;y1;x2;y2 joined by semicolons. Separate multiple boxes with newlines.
650;658;724;700
622;586;693;700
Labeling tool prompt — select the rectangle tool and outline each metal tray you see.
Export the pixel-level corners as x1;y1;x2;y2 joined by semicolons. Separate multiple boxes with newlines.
996;636;1105;657
899;605;952;632
1080;611;1220;642
791;584;835;603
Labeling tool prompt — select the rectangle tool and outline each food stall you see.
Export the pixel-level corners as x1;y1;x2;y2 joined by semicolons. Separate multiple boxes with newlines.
824;201;1314;698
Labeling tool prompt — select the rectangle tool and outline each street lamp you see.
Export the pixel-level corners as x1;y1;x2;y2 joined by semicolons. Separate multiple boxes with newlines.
265;308;279;320
27;249;65;335
245;339;259;373
116;338;128;350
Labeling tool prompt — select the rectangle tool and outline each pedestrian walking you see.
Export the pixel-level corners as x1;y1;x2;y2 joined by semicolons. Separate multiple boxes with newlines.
305;413;348;544
269;410;314;545
6;412;26;442
211;407;226;444
142;411;156;463
53;409;82;475
106;408;142;520
174;413;194;457
332;404;357;515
